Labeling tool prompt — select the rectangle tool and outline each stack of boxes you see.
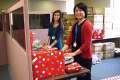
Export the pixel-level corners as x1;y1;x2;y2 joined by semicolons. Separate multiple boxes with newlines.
93;42;115;59
93;43;104;60
103;42;115;59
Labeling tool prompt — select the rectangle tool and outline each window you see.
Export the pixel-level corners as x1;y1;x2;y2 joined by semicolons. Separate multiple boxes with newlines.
29;14;50;29
0;14;3;31
11;7;26;49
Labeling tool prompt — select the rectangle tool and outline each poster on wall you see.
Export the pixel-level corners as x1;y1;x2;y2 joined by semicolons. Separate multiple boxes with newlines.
93;15;104;39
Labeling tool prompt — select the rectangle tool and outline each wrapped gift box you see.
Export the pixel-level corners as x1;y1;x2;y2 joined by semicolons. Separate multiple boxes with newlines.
32;48;65;80
64;57;74;65
65;62;81;73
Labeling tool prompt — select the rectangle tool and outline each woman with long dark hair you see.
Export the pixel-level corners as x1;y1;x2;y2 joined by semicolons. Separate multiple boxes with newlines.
48;10;64;50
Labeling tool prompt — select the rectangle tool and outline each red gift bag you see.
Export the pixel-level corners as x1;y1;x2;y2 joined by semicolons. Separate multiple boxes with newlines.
65;62;81;73
93;29;104;39
32;48;65;80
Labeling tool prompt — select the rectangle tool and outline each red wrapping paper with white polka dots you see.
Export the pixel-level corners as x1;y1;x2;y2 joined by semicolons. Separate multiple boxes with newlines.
32;48;65;80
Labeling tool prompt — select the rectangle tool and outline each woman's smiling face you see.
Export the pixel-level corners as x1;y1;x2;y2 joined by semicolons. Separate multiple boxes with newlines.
74;7;85;20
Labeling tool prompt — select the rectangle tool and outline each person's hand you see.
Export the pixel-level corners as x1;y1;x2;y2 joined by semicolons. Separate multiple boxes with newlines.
61;47;65;52
42;45;51;49
62;45;68;51
47;45;51;49
64;52;76;57
42;45;48;49
64;49;72;53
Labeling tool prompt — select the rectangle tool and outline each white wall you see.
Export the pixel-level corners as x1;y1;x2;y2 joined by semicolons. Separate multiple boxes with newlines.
104;0;120;38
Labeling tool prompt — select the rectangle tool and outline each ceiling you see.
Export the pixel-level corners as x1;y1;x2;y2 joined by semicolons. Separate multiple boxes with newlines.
0;0;18;12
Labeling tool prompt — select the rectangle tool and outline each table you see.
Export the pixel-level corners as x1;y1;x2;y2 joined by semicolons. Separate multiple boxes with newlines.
47;67;90;80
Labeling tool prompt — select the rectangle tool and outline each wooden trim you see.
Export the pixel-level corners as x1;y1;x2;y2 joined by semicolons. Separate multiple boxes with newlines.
6;0;23;13
23;0;33;80
5;0;33;80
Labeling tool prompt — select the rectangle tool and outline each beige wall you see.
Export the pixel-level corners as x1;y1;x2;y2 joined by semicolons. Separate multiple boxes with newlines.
75;0;110;14
93;0;110;14
75;0;93;6
93;0;110;8
29;0;66;14
75;0;110;7
6;33;30;80
0;31;8;65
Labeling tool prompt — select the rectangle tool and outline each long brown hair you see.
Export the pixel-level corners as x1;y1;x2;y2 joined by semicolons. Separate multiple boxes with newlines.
51;10;62;26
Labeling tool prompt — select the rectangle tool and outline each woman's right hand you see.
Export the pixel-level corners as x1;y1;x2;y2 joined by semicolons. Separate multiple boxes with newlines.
64;52;75;57
64;49;72;53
